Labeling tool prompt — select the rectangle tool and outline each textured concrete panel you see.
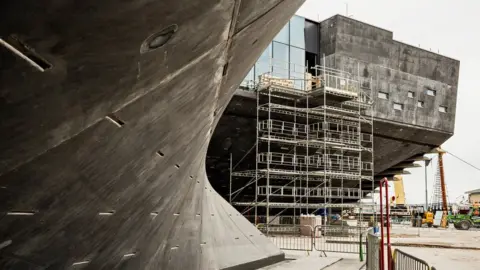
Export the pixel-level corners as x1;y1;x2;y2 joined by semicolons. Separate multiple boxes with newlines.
235;0;284;33
0;0;304;269
319;15;459;134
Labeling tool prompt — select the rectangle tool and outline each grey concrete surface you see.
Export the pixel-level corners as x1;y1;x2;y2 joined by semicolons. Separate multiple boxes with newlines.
0;0;305;269
387;225;480;270
397;247;480;270
322;258;364;270
259;256;340;270
389;225;480;249
320;15;459;134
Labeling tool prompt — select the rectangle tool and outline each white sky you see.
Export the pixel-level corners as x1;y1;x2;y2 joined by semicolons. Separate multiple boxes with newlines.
297;0;480;204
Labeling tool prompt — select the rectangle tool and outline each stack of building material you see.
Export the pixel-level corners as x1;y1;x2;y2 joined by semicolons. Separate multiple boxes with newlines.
299;214;322;236
259;74;294;88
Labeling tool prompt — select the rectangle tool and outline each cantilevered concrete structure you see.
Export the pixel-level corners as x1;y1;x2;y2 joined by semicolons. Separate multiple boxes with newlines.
207;15;459;209
0;1;305;269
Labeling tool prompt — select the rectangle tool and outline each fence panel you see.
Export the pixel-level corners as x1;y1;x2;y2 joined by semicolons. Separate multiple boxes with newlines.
313;225;367;254
258;224;313;251
393;249;430;270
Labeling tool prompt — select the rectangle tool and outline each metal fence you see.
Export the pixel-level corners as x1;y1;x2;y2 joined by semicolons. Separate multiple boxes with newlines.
261;224;438;270
258;224;313;251
258;224;368;254
393;249;432;270
313;225;367;254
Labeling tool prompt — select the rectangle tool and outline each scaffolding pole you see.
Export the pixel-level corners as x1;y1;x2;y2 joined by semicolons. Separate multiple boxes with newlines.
230;56;374;230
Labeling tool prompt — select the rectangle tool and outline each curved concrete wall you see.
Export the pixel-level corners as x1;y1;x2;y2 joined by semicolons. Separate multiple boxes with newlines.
0;0;304;269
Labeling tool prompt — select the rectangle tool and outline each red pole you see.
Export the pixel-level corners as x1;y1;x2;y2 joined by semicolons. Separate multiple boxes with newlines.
383;178;392;270
379;179;384;270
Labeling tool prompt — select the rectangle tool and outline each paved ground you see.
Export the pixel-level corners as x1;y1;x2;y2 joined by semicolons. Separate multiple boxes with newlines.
259;256;340;270
259;255;364;270
322;258;364;269
389;225;480;249
395;247;480;270
263;224;480;269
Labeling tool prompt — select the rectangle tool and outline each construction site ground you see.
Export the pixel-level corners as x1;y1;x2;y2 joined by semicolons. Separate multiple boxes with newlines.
389;224;480;249
390;224;480;270
262;224;480;269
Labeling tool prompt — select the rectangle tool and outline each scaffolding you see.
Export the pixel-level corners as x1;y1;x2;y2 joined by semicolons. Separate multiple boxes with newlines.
231;57;375;232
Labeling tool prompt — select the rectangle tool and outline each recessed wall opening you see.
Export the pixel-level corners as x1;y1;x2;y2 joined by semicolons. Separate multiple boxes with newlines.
105;114;125;127
426;89;436;96
418;101;424;108
393;103;404;111
305;52;317;74
0;35;52;72
378;92;389;100
439;106;447;113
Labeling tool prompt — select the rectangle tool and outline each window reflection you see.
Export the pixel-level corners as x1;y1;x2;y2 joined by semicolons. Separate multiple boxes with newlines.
272;42;289;78
255;44;272;81
274;23;289;44
290;15;305;49
290;46;305;89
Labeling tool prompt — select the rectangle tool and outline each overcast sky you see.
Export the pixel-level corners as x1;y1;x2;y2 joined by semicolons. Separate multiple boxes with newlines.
296;0;480;204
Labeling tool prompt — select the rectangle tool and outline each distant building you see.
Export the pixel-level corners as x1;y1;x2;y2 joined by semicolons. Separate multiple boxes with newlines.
466;189;480;205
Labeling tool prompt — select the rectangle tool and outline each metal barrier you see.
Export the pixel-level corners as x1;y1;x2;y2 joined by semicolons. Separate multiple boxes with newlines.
257;224;313;251
259;224;436;270
313;225;367;254
393;249;435;270
393;249;432;270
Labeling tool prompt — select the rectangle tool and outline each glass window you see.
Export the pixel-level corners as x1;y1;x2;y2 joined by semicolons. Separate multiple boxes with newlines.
272;42;289;79
290;46;305;89
255;43;272;81
290;15;305;49
274;23;289;44
439;106;447;113
418;101;424;108
408;91;414;98
378;92;389;99
393;103;404;110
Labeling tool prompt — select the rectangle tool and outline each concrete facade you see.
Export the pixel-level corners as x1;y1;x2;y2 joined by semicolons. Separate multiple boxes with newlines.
321;15;459;133
320;15;459;175
0;0;305;269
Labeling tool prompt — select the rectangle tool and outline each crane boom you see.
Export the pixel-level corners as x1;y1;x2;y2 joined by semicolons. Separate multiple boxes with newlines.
437;147;448;228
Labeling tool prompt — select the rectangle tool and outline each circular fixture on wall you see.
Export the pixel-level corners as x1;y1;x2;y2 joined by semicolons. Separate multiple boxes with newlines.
140;24;178;54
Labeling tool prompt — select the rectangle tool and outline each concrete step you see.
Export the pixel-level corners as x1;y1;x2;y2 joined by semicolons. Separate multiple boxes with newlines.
259;256;341;270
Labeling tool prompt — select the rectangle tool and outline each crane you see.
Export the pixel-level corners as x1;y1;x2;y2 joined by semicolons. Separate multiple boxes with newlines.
433;147;449;228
